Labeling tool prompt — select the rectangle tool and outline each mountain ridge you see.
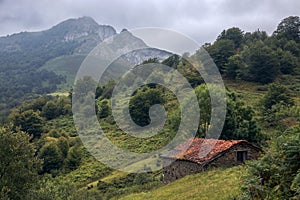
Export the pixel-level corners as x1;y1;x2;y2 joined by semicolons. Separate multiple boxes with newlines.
0;16;171;119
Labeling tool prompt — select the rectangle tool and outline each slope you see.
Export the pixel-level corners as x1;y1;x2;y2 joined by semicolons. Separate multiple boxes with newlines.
119;166;244;200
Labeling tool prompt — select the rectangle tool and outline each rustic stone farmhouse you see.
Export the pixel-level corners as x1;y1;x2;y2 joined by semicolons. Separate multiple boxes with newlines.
161;138;262;183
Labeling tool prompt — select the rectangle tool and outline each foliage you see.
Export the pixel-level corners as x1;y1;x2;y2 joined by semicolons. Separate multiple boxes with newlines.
193;84;262;143
28;176;101;200
0;125;42;200
261;83;294;111
66;145;83;171
224;54;245;79
240;126;300;199
205;39;236;73
217;27;244;48
129;86;165;127
96;99;111;119
274;16;300;43
2;15;300;200
244;41;279;83
41;97;72;120
204;16;300;84
39;141;65;175
9;109;44;139
96;172;161;199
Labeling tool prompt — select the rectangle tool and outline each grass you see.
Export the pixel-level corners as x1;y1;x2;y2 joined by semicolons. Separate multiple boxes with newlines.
101;170;128;183
40;55;86;91
57;157;112;188
224;79;265;108
48;91;69;96
119;166;244;200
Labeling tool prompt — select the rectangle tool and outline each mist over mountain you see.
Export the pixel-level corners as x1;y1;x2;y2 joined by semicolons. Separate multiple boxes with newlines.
0;16;170;119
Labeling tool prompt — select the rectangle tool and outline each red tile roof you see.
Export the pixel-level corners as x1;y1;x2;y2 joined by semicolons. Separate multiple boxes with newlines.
163;138;260;165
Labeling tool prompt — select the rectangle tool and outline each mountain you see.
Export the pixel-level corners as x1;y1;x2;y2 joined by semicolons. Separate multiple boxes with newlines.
0;16;116;55
0;17;171;119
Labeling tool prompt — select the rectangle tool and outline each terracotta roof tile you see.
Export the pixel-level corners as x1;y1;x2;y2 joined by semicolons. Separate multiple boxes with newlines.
164;138;252;164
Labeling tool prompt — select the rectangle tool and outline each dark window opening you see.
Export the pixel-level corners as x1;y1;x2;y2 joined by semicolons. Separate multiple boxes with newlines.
237;151;248;163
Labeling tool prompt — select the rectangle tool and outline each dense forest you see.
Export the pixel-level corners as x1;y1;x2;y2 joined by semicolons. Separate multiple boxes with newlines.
1;16;300;199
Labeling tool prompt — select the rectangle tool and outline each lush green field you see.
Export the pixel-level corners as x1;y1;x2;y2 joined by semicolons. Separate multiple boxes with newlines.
120;166;244;200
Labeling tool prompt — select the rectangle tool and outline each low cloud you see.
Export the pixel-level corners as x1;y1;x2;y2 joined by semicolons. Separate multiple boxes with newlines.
0;0;299;44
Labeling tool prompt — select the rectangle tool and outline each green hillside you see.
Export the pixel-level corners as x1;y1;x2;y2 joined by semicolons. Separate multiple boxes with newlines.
40;55;86;90
120;166;244;200
1;16;300;200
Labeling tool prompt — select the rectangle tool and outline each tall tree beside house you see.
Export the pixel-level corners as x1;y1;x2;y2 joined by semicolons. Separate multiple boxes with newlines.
193;84;261;143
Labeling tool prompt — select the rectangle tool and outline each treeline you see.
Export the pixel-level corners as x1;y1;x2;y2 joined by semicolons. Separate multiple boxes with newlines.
205;16;300;84
1;16;300;199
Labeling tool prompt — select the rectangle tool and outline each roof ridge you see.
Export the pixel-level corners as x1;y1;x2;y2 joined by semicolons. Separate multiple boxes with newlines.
165;138;262;165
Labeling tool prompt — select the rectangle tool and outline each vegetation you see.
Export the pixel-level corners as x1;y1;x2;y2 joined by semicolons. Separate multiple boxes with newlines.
120;166;244;200
0;126;42;199
240;126;300;199
0;15;300;199
205;16;300;84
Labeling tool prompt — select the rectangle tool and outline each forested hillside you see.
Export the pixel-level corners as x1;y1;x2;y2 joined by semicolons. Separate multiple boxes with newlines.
1;16;300;199
0;17;116;118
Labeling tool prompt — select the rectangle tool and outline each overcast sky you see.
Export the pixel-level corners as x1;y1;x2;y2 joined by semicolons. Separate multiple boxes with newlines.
0;0;299;44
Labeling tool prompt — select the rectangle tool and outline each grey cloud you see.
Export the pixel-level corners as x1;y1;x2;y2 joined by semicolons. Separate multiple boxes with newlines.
0;0;299;44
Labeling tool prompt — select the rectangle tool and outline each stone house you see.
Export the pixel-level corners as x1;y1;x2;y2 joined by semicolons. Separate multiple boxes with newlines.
161;138;262;183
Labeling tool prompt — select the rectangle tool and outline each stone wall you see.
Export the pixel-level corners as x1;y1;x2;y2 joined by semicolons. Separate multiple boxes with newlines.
205;143;261;169
162;158;203;184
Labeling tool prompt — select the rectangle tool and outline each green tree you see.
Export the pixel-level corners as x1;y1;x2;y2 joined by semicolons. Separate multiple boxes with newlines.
217;27;244;48
262;83;294;111
161;54;180;69
97;99;111;118
194;85;261;143
224;54;245;79
246;41;279;83
39;142;64;174
42;101;58;120
0;125;42;200
129;86;165;127
274;16;300;43
9;109;44;139
205;39;235;73
194;85;211;135
277;48;299;74
243;30;268;45
66;145;82;170
98;80;116;100
284;40;300;56
73;76;98;103
261;83;295;129
223;93;261;143
56;136;69;158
